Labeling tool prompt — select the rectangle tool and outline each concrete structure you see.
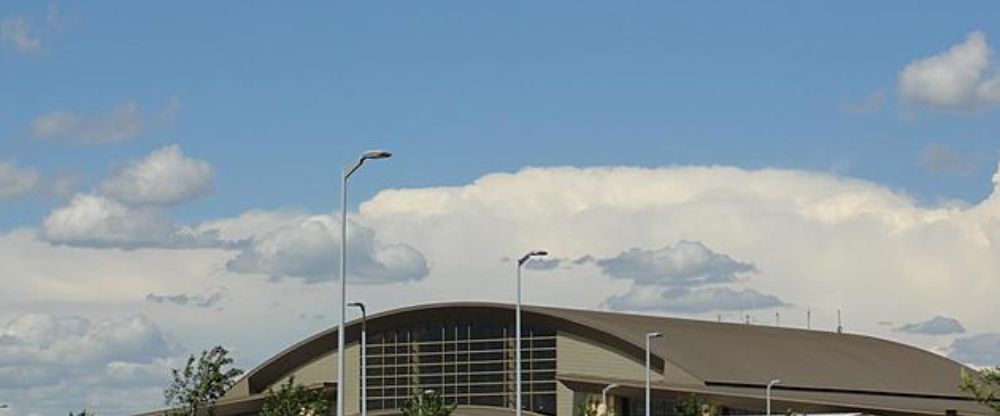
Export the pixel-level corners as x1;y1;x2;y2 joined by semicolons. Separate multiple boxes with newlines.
151;303;993;415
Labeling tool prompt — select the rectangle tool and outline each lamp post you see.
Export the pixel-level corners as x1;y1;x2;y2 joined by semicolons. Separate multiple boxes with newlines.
645;332;662;416
766;379;781;415
337;150;391;416
601;383;619;416
515;250;548;416
348;301;368;416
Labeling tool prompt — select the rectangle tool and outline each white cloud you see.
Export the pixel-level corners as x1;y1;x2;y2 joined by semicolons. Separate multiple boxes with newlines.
896;316;966;335
30;98;180;145
0;313;179;414
40;193;219;249
605;285;786;313
899;31;1000;111
359;163;1000;341
0;160;39;200
99;145;214;206
949;333;1000;367
226;214;429;284
0;16;42;54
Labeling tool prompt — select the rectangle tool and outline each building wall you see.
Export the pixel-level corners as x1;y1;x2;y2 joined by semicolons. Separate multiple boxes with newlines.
268;343;361;414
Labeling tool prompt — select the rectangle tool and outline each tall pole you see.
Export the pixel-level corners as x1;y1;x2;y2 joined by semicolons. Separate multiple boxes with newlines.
515;251;547;416
349;302;367;416
766;379;781;415
601;383;619;416
338;167;348;416
645;332;662;416
337;150;391;416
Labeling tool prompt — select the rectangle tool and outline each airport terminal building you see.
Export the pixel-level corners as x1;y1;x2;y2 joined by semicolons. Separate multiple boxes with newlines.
176;303;991;415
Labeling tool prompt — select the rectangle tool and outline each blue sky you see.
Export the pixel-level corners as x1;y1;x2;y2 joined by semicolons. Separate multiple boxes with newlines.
2;2;1000;414
3;1;1000;229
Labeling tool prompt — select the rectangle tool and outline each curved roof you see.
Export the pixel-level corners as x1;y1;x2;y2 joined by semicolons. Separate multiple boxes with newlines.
232;302;975;401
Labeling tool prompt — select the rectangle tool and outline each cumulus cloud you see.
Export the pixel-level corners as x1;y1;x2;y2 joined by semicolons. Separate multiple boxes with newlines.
40;193;220;249
145;291;223;309
605;285;786;313
895;316;966;335
30;97;180;145
0;160;39;200
226;215;429;284
950;333;1000;367
0;313;179;414
588;241;756;286
99;145;214;205
360;163;1000;333
920;144;974;174
40;146;222;249
899;31;1000;111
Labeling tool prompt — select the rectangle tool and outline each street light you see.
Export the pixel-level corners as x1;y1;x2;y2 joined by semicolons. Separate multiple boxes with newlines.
766;379;781;415
348;301;368;416
601;383;619;416
645;332;663;416
337;150;392;416
515;250;548;416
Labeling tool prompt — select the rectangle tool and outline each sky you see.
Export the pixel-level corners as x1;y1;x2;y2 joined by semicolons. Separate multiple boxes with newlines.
1;1;1000;414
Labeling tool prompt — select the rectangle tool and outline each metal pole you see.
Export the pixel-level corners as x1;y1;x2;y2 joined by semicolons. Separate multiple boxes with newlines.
337;151;390;416
601;383;619;416
766;379;781;415
349;302;368;416
338;167;348;416
516;261;522;416
645;336;651;416
514;251;546;416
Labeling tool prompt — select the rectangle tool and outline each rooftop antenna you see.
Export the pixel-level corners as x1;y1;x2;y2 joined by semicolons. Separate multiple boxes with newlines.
807;308;811;330
837;309;843;334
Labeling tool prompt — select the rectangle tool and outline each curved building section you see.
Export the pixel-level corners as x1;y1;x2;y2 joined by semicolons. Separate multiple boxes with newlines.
199;303;990;416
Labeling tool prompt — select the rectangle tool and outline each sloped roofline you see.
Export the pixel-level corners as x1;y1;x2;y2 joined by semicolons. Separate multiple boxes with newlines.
236;302;670;395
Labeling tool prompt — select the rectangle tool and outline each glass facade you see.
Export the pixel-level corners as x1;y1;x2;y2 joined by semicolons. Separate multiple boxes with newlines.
364;319;557;415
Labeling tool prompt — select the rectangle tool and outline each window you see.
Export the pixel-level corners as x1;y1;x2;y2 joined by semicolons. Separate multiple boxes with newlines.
364;318;556;415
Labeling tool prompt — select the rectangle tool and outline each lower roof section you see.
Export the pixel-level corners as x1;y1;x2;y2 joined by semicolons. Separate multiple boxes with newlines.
559;374;993;416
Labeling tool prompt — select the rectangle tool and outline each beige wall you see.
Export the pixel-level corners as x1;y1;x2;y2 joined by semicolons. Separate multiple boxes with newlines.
269;342;361;414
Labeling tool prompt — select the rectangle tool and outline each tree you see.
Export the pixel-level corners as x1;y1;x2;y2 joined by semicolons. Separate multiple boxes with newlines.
576;394;619;416
400;390;455;416
164;345;244;416
260;377;331;416
961;367;1000;413
68;411;94;416
673;394;719;416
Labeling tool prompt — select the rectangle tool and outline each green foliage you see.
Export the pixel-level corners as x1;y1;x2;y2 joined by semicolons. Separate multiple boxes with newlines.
164;345;244;416
400;390;456;416
68;410;94;416
260;377;331;416
961;367;1000;413
575;396;600;416
673;394;719;416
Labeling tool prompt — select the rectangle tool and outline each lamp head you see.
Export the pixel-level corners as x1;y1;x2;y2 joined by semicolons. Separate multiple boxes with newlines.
362;150;392;160
518;250;549;265
647;332;663;338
